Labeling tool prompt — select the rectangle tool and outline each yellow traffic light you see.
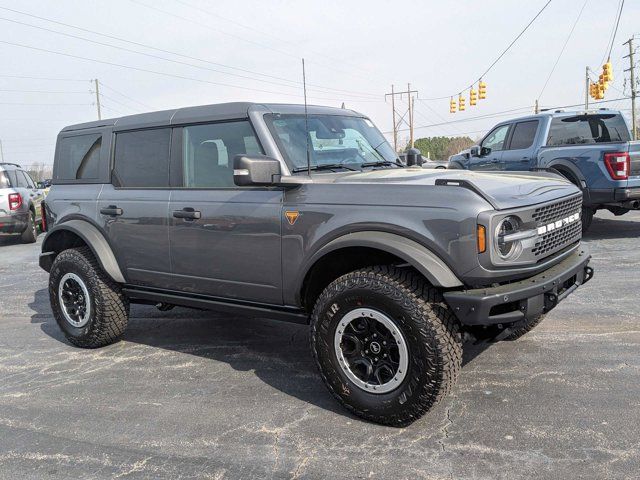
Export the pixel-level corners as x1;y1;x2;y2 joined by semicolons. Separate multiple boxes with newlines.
478;80;487;100
597;82;605;100
458;94;466;111
470;87;477;106
449;97;456;113
603;61;613;82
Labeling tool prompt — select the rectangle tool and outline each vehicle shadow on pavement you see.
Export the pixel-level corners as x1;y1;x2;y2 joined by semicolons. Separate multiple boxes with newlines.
0;235;23;247
583;215;640;240
29;287;495;419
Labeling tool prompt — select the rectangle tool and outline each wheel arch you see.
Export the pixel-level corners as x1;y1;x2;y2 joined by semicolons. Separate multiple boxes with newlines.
40;219;125;283
298;231;462;310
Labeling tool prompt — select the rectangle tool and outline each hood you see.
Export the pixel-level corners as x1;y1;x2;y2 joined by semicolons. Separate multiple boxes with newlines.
319;168;580;210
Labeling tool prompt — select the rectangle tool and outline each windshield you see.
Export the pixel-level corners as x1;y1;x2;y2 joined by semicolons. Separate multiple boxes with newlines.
264;114;398;172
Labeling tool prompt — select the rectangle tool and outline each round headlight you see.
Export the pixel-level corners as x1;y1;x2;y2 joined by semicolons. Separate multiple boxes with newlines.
495;216;522;260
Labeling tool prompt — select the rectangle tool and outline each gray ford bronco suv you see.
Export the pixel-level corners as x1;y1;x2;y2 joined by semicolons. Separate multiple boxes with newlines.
40;103;593;426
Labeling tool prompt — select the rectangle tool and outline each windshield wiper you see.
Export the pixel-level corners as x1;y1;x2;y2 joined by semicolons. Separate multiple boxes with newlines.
360;159;405;169
292;163;358;173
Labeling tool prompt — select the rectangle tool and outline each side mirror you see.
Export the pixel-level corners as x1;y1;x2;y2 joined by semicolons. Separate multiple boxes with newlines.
469;146;480;157
405;147;422;167
233;155;282;186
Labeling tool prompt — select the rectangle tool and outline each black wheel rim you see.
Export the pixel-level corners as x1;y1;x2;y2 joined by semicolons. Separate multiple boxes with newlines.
334;308;408;394
58;273;91;327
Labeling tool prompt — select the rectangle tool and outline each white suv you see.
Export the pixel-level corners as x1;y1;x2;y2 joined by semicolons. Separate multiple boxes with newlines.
0;162;44;243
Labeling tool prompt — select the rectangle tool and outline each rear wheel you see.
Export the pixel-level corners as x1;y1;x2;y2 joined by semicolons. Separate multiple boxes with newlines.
49;246;129;348
20;211;37;243
311;266;462;427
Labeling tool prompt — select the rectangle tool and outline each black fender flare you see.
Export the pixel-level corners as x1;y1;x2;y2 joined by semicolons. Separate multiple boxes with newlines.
40;219;125;283
545;159;586;187
298;231;463;292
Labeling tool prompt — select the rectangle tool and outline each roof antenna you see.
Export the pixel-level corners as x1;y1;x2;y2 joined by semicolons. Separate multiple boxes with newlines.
302;58;311;177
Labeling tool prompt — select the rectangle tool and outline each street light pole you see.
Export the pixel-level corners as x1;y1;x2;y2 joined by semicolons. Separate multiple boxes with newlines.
0;138;4;163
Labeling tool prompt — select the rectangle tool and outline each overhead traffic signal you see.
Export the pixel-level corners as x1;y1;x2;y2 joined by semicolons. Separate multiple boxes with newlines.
458;94;466;111
603;61;613;83
478;80;487;100
469;87;477;106
449;97;456;113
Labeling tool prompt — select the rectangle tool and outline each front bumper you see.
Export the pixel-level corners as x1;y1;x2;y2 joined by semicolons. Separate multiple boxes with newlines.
444;247;593;326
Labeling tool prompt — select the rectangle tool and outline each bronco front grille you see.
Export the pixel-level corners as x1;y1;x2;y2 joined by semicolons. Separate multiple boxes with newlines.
532;195;582;224
531;194;582;258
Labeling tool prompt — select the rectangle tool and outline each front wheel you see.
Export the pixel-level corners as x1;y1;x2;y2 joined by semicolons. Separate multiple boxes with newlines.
49;246;129;348
310;266;463;427
581;207;594;233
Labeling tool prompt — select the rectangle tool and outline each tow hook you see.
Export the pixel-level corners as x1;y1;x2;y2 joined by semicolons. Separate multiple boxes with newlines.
544;292;558;312
583;266;594;284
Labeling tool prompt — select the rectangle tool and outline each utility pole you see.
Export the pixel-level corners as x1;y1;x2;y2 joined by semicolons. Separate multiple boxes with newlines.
94;79;102;120
585;66;590;110
0;138;4;162
384;83;418;152
623;38;637;140
390;85;398;151
409;94;415;148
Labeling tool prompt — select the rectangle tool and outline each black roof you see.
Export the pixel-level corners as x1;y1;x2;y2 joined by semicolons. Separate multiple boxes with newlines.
61;102;363;132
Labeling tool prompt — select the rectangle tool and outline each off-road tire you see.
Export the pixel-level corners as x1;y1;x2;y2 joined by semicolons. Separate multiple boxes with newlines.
49;246;129;348
20;211;37;243
581;207;594;233
504;314;546;340
310;266;463;427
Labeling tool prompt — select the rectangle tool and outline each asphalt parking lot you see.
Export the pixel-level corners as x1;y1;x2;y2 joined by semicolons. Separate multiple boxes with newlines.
1;210;639;480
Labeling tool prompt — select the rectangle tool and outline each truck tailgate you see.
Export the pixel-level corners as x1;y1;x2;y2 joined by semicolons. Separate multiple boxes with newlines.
628;141;640;178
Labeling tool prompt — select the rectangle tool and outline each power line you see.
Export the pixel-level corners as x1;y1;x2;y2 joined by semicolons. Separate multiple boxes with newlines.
0;39;381;103
97;81;154;110
0;88;89;94
603;0;625;63
173;0;377;80
0;101;91;106
538;0;587;101
0;6;381;99
385;106;535;134
127;0;383;87
0;73;89;82
421;0;552;100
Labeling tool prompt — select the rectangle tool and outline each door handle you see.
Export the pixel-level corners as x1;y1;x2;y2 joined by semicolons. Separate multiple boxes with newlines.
100;205;123;216
173;207;201;220
491;158;500;163
520;157;530;162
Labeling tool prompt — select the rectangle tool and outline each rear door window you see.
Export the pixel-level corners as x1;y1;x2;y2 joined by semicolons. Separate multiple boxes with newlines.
19;171;36;188
56;134;102;180
508;120;539;150
113;128;171;188
14;171;29;188
547;114;631;146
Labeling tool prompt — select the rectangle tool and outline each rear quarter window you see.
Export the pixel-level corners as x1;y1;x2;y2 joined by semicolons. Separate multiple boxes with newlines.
55;134;102;180
0;171;10;188
547;114;630;146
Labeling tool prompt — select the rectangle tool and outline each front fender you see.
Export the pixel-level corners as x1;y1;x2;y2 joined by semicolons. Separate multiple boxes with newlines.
296;231;463;297
40;219;125;283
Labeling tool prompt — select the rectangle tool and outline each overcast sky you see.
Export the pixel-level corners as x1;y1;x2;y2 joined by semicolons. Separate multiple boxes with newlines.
1;0;638;166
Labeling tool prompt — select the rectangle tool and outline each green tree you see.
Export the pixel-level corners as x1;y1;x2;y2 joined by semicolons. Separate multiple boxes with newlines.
410;136;475;160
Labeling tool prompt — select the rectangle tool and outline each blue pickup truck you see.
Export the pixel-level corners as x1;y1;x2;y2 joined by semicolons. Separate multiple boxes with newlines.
448;110;640;231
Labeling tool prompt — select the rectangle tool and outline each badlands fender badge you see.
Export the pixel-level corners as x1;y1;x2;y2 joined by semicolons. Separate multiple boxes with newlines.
285;210;300;225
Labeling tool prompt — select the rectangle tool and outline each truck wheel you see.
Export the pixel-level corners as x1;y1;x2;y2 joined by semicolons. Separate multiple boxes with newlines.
581;207;594;233
20;211;38;243
49;246;129;348
504;314;546;340
310;266;463;427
